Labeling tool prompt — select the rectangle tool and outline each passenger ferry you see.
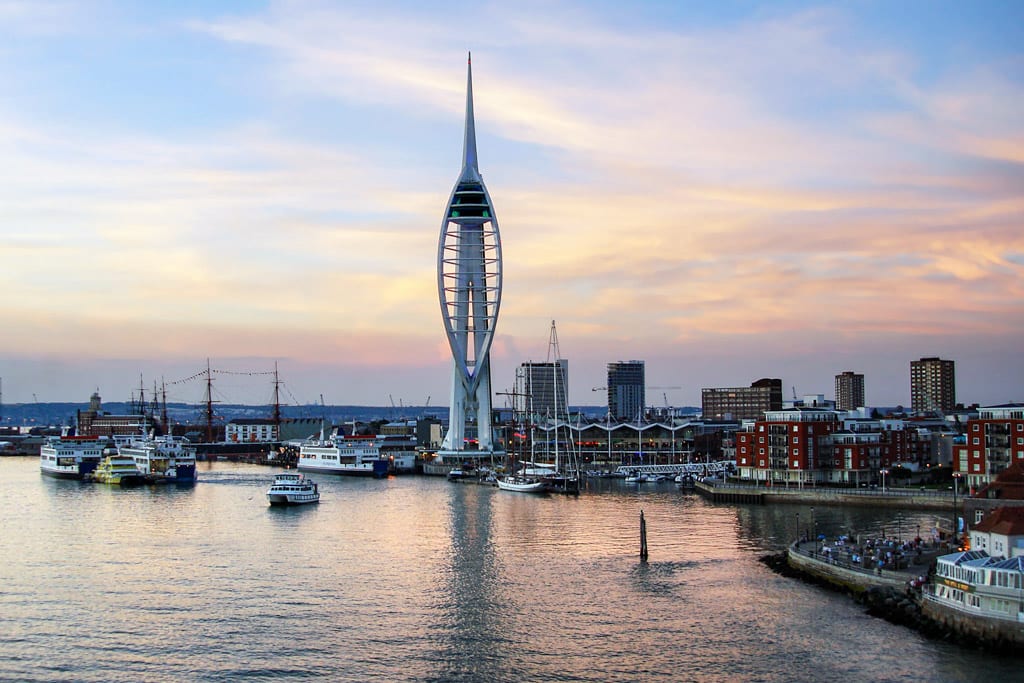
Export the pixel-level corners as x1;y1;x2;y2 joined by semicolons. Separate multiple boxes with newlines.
298;435;390;477
92;453;145;486
120;435;198;484
39;436;108;479
374;434;417;473
266;472;320;506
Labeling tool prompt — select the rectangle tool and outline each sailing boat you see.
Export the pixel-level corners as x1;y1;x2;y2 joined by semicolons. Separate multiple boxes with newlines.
496;386;547;493
542;320;579;494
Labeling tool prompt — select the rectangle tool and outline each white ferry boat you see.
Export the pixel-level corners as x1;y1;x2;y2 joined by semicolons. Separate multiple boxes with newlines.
39;436;109;479
374;434;417;473
266;472;320;506
120;435;198;484
298;435;390;477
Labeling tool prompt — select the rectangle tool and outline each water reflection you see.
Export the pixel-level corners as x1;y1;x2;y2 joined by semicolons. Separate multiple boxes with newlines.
431;484;510;683
3;459;1021;683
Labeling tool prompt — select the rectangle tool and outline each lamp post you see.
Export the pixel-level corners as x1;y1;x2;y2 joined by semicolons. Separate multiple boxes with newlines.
880;468;889;494
796;512;801;545
811;506;816;543
952;471;963;548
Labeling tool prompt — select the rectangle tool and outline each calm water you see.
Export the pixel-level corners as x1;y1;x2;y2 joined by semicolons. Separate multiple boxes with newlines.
0;457;1015;682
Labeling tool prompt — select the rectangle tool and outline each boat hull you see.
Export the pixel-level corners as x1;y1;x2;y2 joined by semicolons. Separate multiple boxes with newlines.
496;477;547;493
40;465;96;480
267;494;319;506
297;461;389;478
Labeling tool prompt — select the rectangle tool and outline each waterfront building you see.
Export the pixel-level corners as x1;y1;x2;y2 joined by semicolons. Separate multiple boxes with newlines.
435;55;504;464
76;391;160;438
702;378;783;421
967;506;1024;558
954;403;1024;490
835;371;865;411
278;417;325;442
929;550;1024;624
963;463;1024;533
735;407;839;486
515;360;569;422
910;357;956;414
607;361;645;421
225;418;278;443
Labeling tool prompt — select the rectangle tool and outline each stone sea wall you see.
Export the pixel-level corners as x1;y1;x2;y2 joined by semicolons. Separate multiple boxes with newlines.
762;551;1024;653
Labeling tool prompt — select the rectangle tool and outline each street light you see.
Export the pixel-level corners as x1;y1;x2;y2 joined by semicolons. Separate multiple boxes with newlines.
881;468;889;494
952;471;963;548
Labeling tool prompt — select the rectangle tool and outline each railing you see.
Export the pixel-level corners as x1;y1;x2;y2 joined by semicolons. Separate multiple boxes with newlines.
921;592;1024;624
789;541;925;581
702;479;954;499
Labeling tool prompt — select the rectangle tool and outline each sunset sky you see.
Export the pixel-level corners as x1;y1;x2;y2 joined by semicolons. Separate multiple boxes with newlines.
1;1;1022;410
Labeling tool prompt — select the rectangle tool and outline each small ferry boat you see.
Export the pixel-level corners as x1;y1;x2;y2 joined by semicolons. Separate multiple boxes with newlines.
39;436;108;479
92;453;145;486
120;435;198;484
266;472;320;506
298;435;390;477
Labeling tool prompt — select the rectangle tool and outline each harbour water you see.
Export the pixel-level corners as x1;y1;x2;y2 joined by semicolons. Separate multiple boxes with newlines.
1;457;1017;682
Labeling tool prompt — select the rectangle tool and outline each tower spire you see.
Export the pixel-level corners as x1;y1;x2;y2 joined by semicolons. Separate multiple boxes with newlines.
462;51;479;177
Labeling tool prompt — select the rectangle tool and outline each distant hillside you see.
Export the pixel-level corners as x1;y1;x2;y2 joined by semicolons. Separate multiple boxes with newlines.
1;402;701;427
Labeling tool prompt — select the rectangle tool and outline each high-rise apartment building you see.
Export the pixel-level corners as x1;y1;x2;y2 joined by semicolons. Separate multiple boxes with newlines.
910;357;956;414
607;361;645;421
515;360;569;421
835;371;865;411
701;378;783;421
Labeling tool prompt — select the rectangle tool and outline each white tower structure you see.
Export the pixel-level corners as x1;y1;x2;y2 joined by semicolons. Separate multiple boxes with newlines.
436;54;504;461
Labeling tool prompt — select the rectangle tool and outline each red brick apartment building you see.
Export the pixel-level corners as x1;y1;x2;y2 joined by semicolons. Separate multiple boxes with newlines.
955;404;1024;492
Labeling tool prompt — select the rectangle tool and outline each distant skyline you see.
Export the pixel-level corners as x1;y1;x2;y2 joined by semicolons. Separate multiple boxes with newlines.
1;1;1022;409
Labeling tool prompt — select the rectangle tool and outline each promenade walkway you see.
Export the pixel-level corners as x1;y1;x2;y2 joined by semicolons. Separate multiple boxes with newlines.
698;479;955;510
787;535;944;592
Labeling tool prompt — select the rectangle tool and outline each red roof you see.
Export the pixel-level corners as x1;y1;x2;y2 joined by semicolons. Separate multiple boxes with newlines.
972;506;1024;536
976;461;1024;500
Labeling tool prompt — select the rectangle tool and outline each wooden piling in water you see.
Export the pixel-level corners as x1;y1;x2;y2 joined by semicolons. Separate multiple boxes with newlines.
640;510;648;561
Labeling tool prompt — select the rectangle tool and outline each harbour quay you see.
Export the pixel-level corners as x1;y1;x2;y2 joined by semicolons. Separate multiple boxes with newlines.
779;537;1024;651
696;479;954;510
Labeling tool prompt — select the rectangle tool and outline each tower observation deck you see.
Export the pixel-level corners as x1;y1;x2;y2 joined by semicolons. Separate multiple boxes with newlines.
436;53;504;462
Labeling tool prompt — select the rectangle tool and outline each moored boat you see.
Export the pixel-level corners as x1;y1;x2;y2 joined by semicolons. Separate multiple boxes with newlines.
266;472;320;506
120;435;198;484
39;436;108;479
496;474;548;493
298;435;390;477
92;453;145;486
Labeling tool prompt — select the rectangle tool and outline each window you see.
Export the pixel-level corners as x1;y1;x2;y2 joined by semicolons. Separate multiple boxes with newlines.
793;436;800;444
973;437;980;445
793;425;799;432
973;424;980;432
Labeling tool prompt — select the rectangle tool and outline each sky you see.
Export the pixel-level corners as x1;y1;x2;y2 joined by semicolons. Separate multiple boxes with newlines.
1;0;1022;410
